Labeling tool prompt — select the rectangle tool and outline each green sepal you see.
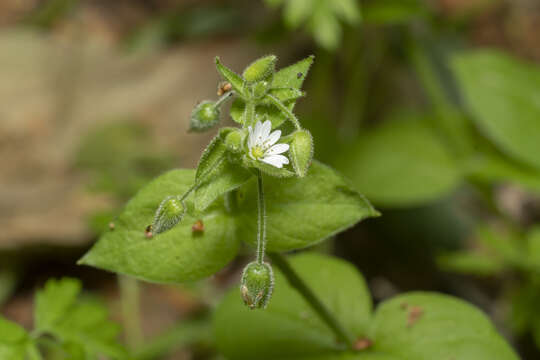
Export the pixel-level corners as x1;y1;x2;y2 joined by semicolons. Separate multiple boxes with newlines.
289;129;314;177
224;128;247;154
240;262;274;310
243;156;296;178
242;55;277;84
215;57;246;98
189;100;220;132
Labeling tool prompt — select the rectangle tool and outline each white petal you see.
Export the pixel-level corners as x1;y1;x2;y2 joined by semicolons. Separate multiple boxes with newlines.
266;143;289;156
260;120;272;142
261;154;289;168
253;121;262;140
264;130;281;147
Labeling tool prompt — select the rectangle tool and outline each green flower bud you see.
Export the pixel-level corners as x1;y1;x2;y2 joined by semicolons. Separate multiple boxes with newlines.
289;129;314;177
152;195;185;234
224;129;246;153
251;80;270;99
242;55;277;84
240;261;274;310
190;101;220;132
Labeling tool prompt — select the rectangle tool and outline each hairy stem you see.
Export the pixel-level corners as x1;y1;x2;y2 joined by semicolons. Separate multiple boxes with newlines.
269;253;356;349
266;94;302;130
215;91;234;107
119;275;144;350
244;100;256;127
256;170;266;264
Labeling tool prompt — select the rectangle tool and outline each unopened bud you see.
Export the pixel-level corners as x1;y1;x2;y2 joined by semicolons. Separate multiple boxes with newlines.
224;129;246;153
289;129;313;177
190;101;220;132
240;262;274;309
152;196;185;234
242;55;276;84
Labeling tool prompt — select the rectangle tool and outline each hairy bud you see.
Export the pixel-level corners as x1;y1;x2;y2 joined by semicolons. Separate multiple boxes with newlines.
190;101;220;132
152;196;185;234
224;129;246;153
240;262;274;309
242;55;277;84
289;129;314;177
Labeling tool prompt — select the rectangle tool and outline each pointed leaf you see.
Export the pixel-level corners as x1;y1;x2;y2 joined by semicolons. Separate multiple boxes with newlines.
79;170;240;283
235;161;379;251
215;57;246;97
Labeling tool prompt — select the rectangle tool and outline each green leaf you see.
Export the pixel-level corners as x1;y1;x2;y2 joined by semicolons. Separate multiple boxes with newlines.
230;56;314;128
0;316;29;360
452;50;540;170
370;292;519;360
34;278;126;359
337;115;462;207
214;253;372;359
215;57;246;97
195;160;252;213
235;161;379;252
437;252;505;276
35;278;81;332
526;227;540;269
215;254;519;360
243;156;296;179
276;0;360;50
363;0;427;24
194;129;253;212
79;170;240;283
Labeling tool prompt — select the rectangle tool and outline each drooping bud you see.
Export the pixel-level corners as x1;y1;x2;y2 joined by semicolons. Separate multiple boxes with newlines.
242;55;277;84
190;101;220;132
224;128;246;154
289;129;314;177
240;261;274;310
152;196;185;234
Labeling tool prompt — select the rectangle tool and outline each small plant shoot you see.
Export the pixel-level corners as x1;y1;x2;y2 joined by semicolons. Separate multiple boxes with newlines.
74;55;520;359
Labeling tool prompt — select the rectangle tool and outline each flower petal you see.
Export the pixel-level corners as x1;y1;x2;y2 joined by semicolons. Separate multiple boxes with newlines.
260;120;272;142
261;154;289;168
266;143;289;156
264;130;281;148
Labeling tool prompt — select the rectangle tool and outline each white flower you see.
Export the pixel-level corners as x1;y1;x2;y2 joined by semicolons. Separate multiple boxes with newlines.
247;120;290;168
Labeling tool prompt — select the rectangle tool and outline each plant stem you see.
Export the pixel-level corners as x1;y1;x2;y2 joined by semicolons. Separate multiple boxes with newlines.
244;100;256;127
268;252;356;349
118;275;144;350
215;91;234;107
256;170;266;264
266;94;302;130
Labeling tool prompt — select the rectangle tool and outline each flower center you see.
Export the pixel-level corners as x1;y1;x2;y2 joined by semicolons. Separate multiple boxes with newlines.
251;146;265;159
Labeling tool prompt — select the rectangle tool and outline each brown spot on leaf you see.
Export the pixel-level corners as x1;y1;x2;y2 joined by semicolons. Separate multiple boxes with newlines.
400;302;408;310
354;337;373;351
192;220;204;233
145;224;153;239
108;222;115;231
407;306;424;328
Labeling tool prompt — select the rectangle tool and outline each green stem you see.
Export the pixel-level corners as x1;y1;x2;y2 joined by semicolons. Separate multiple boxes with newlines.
244;100;256;127
256;170;266;264
180;157;225;202
268;253;356;349
215;91;234;107
119;275;143;350
266;94;302;130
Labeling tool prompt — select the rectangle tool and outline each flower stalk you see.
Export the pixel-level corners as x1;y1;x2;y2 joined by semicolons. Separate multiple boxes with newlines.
256;169;266;264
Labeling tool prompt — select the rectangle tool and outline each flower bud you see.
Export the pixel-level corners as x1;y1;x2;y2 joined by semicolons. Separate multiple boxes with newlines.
289;129;313;177
224;129;246;153
251;80;270;99
240;262;274;310
242;55;276;84
152;196;185;234
190;101;220;132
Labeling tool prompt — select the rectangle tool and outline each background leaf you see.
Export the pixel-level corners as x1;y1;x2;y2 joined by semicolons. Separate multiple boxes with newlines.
337;115;462;207
79;170;240;283
235;161;379;252
215;254;518;360
453;50;540;170
0;316;29;360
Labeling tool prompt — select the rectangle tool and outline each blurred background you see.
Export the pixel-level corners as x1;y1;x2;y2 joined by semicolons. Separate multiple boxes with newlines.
2;0;540;358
